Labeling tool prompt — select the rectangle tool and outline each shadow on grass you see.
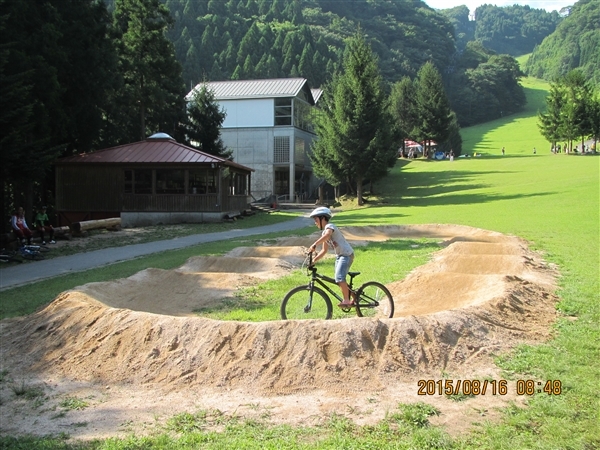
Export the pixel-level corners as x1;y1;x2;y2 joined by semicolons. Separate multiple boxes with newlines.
370;165;556;209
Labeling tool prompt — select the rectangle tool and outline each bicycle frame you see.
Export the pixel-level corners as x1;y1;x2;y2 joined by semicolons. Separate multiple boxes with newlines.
302;252;358;308
280;251;394;320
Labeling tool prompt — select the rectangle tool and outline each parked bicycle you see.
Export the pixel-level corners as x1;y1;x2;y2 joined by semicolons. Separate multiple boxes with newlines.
18;244;49;260
280;251;394;320
0;249;23;263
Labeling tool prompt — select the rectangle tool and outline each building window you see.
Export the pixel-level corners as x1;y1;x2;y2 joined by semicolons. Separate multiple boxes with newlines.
275;98;292;125
156;169;184;194
134;169;153;194
189;168;218;194
274;169;289;195
229;172;248;195
274;136;290;164
295;137;305;165
294;100;313;132
124;170;133;193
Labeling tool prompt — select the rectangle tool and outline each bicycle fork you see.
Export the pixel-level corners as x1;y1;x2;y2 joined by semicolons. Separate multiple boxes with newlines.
304;281;316;313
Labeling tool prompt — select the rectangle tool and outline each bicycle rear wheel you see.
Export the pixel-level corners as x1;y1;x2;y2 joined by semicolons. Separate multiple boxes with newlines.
0;252;22;263
281;285;333;320
355;281;394;318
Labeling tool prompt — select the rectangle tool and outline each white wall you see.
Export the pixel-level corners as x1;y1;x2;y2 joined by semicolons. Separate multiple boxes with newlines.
221;99;274;128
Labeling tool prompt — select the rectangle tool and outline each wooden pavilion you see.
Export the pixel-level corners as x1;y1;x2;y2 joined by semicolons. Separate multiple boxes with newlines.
55;133;253;227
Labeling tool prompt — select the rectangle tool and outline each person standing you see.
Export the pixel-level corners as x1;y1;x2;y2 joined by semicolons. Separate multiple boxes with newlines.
501;147;505;155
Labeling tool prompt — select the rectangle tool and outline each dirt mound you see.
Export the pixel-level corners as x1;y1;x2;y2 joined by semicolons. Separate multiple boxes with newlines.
0;224;560;439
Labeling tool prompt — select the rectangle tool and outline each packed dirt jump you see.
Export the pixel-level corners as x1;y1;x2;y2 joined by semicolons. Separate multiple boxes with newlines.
0;224;560;439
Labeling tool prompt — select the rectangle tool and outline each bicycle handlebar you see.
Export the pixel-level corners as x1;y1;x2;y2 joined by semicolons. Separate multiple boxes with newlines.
303;249;317;274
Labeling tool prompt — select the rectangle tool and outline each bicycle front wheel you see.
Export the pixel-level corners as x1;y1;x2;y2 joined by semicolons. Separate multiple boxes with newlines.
355;281;394;318
281;285;333;320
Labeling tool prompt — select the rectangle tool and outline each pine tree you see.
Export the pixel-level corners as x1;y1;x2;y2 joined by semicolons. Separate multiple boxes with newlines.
183;83;231;158
538;82;566;148
389;77;418;149
414;62;453;157
112;0;187;142
310;31;395;205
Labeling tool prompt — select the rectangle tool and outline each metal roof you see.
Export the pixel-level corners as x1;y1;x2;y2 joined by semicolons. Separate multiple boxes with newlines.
311;88;323;104
188;78;316;104
56;136;253;172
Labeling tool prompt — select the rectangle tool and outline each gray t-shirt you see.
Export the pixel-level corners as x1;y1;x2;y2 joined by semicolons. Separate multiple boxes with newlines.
323;223;353;257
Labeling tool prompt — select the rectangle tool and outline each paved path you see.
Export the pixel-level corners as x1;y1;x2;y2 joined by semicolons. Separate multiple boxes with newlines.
0;216;312;291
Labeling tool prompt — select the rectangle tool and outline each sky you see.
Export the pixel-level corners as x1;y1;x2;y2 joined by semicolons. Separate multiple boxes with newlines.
424;0;572;15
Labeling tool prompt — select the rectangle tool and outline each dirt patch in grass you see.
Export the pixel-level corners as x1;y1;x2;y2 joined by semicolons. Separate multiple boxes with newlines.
0;224;559;440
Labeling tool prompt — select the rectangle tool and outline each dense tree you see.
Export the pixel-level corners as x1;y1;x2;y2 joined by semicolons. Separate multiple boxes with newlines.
473;4;562;56
0;0;118;223
389;77;417;151
525;0;599;86
538;83;567;148
310;31;395;205
446;42;526;126
538;70;598;151
561;70;595;150
440;5;474;51
414;62;454;156
589;93;600;149
182;84;230;158
111;0;187;143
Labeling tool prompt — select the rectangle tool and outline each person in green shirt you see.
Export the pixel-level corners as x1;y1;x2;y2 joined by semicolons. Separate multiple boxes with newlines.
34;206;55;244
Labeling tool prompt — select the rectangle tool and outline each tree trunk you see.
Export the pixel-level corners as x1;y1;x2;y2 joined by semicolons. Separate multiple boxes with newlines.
70;218;121;233
140;75;146;140
357;175;364;205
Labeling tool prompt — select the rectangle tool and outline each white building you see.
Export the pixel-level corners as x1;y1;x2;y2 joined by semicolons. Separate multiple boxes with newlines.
187;78;322;203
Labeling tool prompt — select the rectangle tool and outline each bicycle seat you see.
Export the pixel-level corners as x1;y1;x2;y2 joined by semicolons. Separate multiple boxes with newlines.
348;271;360;278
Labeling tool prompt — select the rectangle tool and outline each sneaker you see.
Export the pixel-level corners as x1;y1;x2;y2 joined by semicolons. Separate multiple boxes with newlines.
49;240;56;244
42;241;46;245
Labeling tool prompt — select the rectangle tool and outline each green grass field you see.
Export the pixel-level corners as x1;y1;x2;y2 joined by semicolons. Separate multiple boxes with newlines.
0;74;598;448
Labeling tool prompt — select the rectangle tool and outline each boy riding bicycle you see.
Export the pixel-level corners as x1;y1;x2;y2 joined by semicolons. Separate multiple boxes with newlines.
307;207;355;307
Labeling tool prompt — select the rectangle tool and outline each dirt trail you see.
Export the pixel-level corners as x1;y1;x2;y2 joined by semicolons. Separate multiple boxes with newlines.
0;224;559;439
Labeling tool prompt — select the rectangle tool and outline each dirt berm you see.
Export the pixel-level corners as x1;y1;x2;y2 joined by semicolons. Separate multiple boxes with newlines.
0;224;559;438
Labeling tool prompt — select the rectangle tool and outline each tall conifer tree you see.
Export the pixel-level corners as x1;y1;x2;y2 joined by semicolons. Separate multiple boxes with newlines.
112;0;186;142
414;61;453;156
183;84;230;158
310;31;395;205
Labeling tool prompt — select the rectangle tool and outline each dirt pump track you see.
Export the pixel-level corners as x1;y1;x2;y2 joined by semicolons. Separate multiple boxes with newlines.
0;224;560;439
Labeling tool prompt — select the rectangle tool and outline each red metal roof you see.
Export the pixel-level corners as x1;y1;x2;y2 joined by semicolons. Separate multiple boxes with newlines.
56;136;253;171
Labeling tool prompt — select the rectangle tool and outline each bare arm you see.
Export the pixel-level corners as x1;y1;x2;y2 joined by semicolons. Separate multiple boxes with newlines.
309;228;333;264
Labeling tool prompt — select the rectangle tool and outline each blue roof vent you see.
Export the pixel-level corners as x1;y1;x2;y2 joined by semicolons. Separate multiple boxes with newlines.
148;132;174;140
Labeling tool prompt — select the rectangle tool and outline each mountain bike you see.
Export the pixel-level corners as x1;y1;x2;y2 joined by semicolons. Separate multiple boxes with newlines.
280;251;394;320
19;244;49;260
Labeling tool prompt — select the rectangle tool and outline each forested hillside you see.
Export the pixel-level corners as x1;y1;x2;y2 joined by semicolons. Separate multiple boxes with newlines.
525;0;600;86
441;4;563;55
153;0;537;127
160;0;456;89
